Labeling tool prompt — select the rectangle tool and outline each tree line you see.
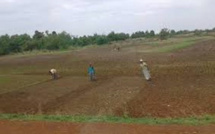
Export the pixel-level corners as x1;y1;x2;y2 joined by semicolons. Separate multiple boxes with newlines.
0;28;214;55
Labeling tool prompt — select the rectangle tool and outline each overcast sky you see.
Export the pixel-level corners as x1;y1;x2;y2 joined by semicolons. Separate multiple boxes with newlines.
0;0;214;36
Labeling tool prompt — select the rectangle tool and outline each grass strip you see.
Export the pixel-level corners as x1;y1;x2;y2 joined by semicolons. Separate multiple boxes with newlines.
0;114;215;125
153;36;214;53
156;40;196;52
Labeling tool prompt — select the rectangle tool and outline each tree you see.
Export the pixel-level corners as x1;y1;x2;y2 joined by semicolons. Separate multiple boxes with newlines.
107;31;116;41
117;33;129;40
145;30;150;38
0;34;10;55
33;30;44;39
22;40;40;51
43;31;72;50
9;34;31;53
170;30;176;35
194;29;202;36
131;31;145;38
96;35;109;45
107;32;129;41
52;31;57;35
9;35;22;52
77;36;90;46
149;30;155;37
159;28;169;40
45;30;49;36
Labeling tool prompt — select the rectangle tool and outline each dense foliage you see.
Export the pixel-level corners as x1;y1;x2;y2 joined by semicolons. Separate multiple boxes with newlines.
0;28;214;55
0;31;131;55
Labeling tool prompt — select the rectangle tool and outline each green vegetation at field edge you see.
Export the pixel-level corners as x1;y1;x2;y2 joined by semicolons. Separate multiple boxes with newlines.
150;36;215;53
0;114;215;125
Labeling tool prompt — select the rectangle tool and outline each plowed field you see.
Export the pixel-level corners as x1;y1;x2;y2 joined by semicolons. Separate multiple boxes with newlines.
0;37;215;133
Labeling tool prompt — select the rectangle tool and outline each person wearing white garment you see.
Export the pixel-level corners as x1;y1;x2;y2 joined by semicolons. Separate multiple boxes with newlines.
139;59;151;81
49;68;58;80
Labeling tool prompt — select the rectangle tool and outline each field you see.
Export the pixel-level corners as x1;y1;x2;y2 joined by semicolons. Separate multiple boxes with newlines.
0;36;215;133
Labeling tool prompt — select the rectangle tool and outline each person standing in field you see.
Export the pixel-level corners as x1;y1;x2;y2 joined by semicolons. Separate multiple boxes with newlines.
117;46;120;51
88;63;96;81
113;45;120;52
139;59;151;81
49;68;58;80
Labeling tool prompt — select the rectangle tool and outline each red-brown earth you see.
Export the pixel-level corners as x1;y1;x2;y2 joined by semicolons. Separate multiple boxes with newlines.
0;38;214;133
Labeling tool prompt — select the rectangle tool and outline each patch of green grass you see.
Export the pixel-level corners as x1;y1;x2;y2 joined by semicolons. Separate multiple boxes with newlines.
144;36;215;53
153;36;212;53
133;36;215;53
0;76;11;84
0;114;215;125
156;40;196;52
7;50;71;58
4;45;100;58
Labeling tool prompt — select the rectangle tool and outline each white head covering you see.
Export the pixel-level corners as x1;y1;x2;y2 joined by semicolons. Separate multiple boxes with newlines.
50;69;57;74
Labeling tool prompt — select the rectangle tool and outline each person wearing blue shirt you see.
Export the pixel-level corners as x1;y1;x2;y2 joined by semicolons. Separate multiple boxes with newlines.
88;63;96;81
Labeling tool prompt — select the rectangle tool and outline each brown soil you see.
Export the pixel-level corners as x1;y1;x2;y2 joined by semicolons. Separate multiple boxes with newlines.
1;120;215;134
0;39;215;118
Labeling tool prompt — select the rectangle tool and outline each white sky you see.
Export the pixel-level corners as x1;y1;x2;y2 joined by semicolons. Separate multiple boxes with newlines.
0;0;214;36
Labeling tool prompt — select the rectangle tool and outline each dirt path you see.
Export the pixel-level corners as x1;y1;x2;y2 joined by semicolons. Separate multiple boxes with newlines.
0;120;215;134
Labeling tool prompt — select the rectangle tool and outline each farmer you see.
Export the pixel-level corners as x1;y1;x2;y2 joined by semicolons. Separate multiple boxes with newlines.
49;68;58;80
117;46;120;51
139;59;151;81
88;63;96;81
113;45;120;52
